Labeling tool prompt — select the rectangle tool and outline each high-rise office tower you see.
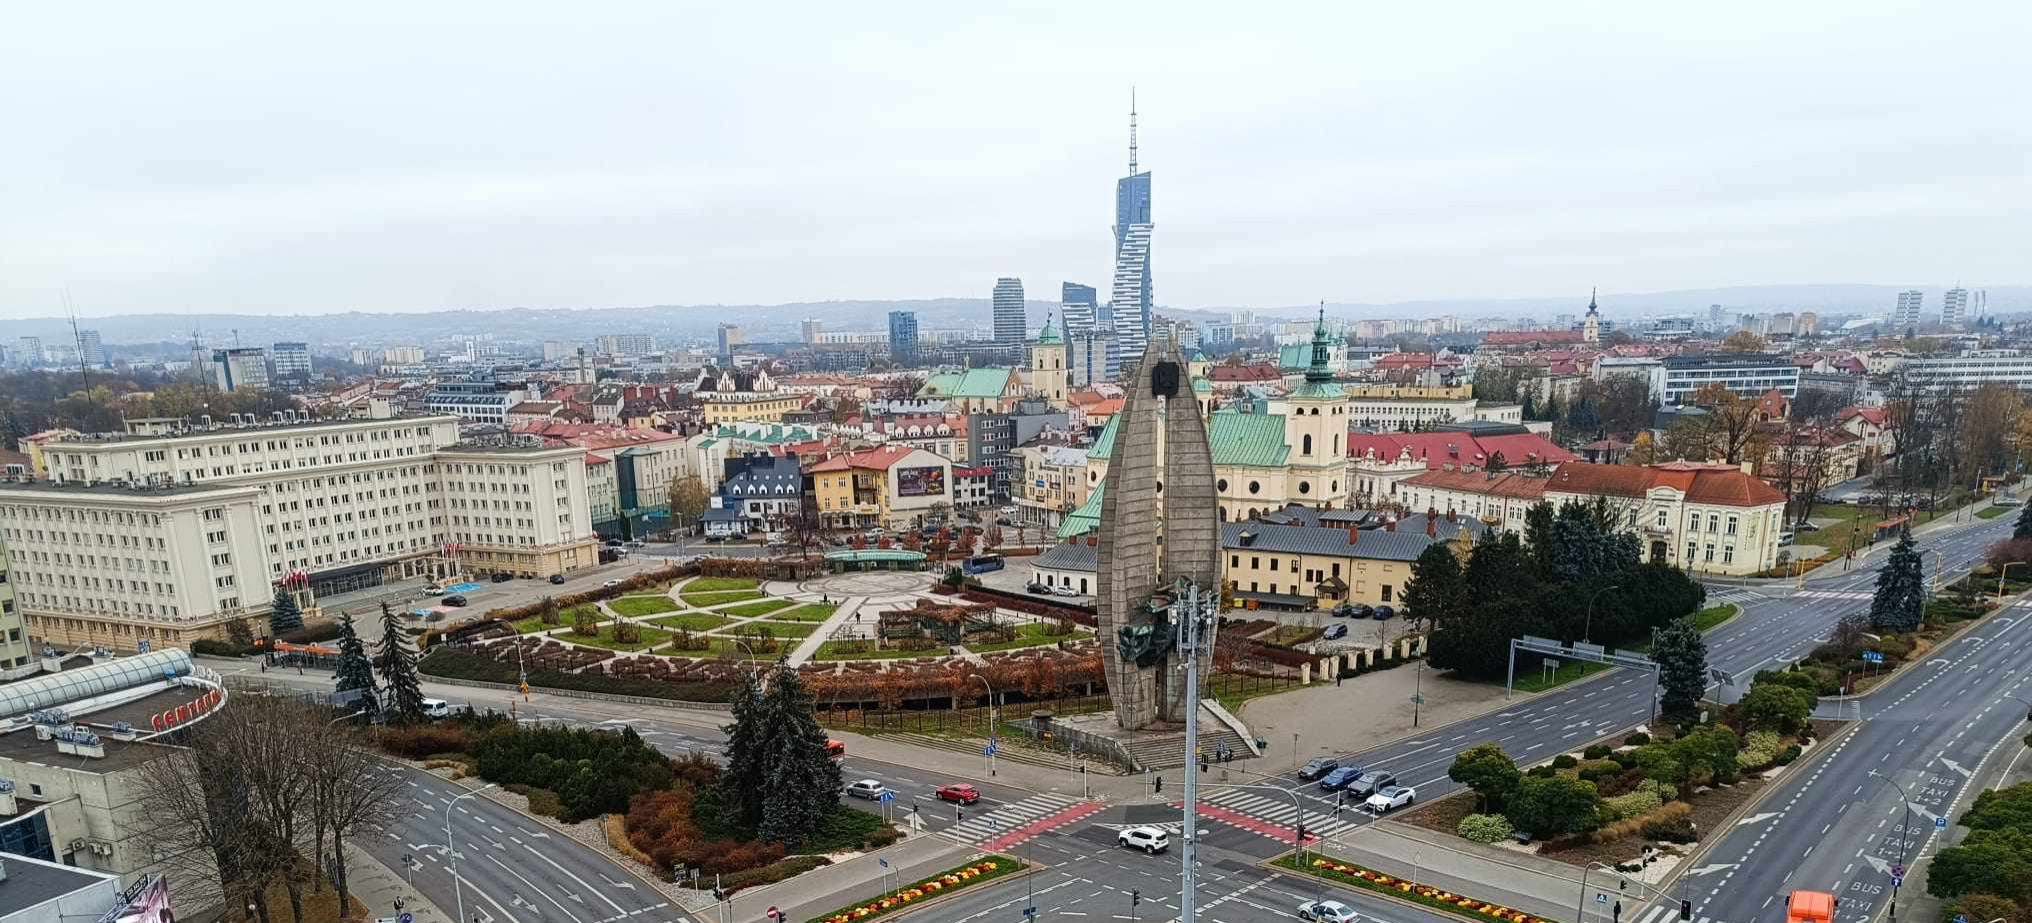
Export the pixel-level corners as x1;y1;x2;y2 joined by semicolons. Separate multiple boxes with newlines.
15;337;41;368
801;319;824;344
888;311;919;365
272;341;312;377
993;277;1026;346
1894;290;1924;329
211;347;270;392
1110;93;1153;370
74;330;103;368
1942;287;1969;329
1061;282;1099;335
1708;304;1724;330
717;324;744;358
1110;223;1153;371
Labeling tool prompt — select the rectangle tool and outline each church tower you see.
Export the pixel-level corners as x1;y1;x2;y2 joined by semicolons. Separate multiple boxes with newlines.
1029;315;1068;406
1282;307;1351;509
1583;288;1602;345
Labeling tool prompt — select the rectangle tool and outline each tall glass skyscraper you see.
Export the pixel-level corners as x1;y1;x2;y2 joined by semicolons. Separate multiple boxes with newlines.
1060;282;1099;336
1109;97;1153;375
888;310;919;365
993;277;1027;346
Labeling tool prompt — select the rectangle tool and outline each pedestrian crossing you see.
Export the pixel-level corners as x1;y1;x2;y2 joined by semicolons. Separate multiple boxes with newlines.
1794;589;1872;600
1196;789;1371;842
940;792;1088;847
1630;905;1725;923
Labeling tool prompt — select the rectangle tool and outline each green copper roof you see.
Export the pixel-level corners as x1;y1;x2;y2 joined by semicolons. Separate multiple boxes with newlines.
1087;413;1122;461
1192;377;1212;394
919;368;1017;399
1207;411;1290;467
1287;380;1346;400
1036;317;1062;345
1059;482;1104;538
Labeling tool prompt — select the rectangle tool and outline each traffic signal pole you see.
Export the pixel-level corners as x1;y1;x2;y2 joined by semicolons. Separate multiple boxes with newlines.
1175;579;1218;923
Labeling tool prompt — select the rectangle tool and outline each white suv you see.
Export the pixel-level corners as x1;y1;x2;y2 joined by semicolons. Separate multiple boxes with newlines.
1117;826;1170;854
845;779;889;800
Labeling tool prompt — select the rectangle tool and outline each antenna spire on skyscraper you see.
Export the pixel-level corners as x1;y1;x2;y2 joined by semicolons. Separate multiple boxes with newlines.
1129;87;1139;175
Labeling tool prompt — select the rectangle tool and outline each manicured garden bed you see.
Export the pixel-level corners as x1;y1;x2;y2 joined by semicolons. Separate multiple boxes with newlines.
720;599;795;617
563;623;671;652
684;590;768;607
1275;855;1560;923
813;640;942;661
803;856;1023;923
772;604;839;622
967;623;1093;653
736;621;817;639
652;613;735;632
686;577;761;593
610;596;681;617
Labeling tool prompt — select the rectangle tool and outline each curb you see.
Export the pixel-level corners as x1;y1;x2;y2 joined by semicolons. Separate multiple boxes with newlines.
1817;584;2021;704
798;855;1044;923
1259;854;1550;923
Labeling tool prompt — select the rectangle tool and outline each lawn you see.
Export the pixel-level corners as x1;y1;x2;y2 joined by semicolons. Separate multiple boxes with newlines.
560;623;671;653
770;603;839;622
683;590;767;607
813;640;943;661
966;622;1093;653
685;577;761;593
1803;497;1981;562
1977;505;2012;520
512;604;599;633
610;595;680;617
719;599;795;617
698;638;790;660
734;621;818;639
1692;603;1740;633
651;613;735;632
1513;658;1611;693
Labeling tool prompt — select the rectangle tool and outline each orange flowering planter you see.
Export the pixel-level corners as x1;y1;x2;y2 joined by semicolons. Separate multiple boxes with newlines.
809;856;1022;923
1279;855;1559;923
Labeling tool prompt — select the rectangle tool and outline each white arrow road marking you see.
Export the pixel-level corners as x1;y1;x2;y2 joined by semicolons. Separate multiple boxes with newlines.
492;856;586;923
1863;855;1892;875
519;825;552;839
522;844;629;914
1939;756;1973;778
1908;803;1942;824
597;872;637;890
1685;864;1738;878
1735;813;1781;827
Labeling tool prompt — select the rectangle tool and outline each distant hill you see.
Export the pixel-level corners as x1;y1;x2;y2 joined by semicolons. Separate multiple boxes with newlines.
13;283;2025;348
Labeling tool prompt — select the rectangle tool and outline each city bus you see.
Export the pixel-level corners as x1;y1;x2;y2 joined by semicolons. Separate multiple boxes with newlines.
962;554;1005;575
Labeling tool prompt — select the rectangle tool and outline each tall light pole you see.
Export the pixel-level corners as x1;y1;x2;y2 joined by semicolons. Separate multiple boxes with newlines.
1919;548;1940;593
1869;770;1911;923
446;782;498;923
970;673;998;776
1583;584;1622;645
1175;578;1219;923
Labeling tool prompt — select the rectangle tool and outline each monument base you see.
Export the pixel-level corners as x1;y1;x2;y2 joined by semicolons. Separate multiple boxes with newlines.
1050;708;1258;772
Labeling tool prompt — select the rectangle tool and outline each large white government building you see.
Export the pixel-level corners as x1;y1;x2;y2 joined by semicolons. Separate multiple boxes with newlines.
0;414;599;649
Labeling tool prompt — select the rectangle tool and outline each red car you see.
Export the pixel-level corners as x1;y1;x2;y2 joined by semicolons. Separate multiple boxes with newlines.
935;784;980;805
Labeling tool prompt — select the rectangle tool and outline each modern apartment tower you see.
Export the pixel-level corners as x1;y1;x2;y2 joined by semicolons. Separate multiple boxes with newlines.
271;341;312;378
888;310;919;365
1893;290;1924;330
76;330;104;369
1110;93;1154;375
210;347;270;392
1061;282;1099;336
1942;287;1969;329
993;277;1027;346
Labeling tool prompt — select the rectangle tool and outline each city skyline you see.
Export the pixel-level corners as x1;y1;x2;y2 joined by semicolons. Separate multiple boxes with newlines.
2;4;2026;319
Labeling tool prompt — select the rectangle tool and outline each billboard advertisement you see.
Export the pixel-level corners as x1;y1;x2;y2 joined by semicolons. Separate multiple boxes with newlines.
895;466;947;497
107;876;172;923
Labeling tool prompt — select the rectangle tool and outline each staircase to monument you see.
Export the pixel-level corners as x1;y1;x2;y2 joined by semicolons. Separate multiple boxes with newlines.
1118;725;1253;771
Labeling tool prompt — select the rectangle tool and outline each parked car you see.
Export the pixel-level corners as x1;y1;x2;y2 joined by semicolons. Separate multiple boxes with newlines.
423;584;445;596
935;783;981;805
1298;757;1341;781
1372;605;1394;620
1322;624;1347;641
492;571;514;582
1027;582;1053;594
1116;826;1170;854
1051;584;1084;597
1318;766;1363;791
626;539;647;548
549;574;566;585
1298;900;1360;923
603;578;625;588
604;539;625;547
1365;785;1417;813
845;779;889;800
1346;770;1396;797
1342;604;1374;619
440;594;469;607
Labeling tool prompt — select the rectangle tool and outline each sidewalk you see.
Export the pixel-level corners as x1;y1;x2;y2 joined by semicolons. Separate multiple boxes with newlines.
725;831;972;923
829;728;1148;802
1314;821;1585;923
788;597;864;666
1238;662;1515;770
346;844;449;923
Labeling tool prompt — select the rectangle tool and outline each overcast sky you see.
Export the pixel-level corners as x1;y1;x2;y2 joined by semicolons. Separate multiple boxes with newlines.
2;1;2025;319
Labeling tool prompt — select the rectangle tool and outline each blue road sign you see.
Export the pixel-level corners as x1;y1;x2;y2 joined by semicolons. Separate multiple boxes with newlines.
1955;915;1969;923
879;858;889;869
878;790;895;803
1863;651;1885;664
400;913;414;923
1892;876;1904;888
984;742;998;757
1936;816;1948;829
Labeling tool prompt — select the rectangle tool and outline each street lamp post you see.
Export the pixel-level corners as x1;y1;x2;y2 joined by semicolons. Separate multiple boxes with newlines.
970;673;998;777
1583;584;1622;645
446;783;499;923
1869;770;1912;923
1919;548;1940;593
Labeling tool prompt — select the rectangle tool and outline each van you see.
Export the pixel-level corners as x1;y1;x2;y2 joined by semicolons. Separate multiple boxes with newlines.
421;699;452;719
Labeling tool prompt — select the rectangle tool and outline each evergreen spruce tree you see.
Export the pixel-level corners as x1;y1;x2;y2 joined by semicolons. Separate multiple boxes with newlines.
714;671;768;831
1869;527;1926;633
374;602;426;723
268;586;304;635
1401;542;1465;631
333;609;379;715
1651;615;1708;720
755;666;841;847
2015;501;2032;540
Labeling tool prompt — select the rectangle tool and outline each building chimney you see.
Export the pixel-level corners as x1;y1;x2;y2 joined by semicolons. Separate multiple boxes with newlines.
1447;509;1457;524
1347;526;1359;545
1426;517;1437;538
1385;518;1396;533
1086;535;1097;547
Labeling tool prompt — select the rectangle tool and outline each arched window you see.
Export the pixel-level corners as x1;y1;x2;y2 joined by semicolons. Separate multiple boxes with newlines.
1302;434;1313;455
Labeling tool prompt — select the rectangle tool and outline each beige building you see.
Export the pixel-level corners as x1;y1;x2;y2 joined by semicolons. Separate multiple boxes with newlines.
808;446;955;530
434;445;599;578
1224;514;1480;610
1011;445;1089;527
1027;319;1069;406
0;532;29;668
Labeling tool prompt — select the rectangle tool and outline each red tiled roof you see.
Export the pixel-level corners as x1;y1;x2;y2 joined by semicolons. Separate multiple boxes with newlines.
1208;364;1282;382
1347;431;1575;470
807;445;926;472
1482;330;1586;346
1684;468;1788;507
1842;406;1888;426
1402;468;1550;500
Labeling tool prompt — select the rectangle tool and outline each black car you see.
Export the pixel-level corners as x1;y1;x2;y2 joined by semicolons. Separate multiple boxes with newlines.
549;574;566;585
1372;605;1395;620
441;594;469;607
1345;770;1396;797
492;572;513;582
1298;757;1341;781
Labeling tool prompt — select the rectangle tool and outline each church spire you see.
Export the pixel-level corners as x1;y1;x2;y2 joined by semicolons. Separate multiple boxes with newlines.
1307;302;1334;383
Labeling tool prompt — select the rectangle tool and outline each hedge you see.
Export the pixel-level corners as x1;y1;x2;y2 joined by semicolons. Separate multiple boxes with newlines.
1458;814;1515;843
1277;855;1562;923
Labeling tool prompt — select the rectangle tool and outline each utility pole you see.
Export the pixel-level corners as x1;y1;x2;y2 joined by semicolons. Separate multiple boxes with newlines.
1175;578;1219;923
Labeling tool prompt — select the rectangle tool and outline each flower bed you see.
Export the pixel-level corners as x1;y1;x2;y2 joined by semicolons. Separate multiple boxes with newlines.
804;856;1022;923
1276;855;1558;923
685;590;768;607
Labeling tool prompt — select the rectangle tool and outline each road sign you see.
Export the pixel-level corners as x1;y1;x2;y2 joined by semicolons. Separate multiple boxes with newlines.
878;791;895;803
1892;864;1905;878
138;639;151;653
1955;915;1969;923
767;908;778;921
1892;875;1903;888
401;914;414;923
1410;693;1426;704
1709;667;1736;686
879;858;889;869
1863;651;1885;664
1596;893;1609;904
1936;816;1948;829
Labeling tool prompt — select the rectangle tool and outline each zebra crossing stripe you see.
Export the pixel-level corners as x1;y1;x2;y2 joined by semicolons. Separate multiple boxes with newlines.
1635;905;1669;923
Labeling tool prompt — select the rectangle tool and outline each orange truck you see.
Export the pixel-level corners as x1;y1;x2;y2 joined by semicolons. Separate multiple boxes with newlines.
1785;890;1837;923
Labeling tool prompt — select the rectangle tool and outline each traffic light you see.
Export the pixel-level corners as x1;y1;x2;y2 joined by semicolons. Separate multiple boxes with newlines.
956;807;964;822
1131;890;1141;908
713;888;727;902
1679;900;1692;921
1200;753;1208;773
1296;823;1307;843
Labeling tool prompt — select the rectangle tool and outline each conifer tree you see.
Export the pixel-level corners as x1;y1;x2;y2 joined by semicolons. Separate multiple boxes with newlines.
756;666;841;847
333;609;378;715
268;586;304;634
1651;615;1708;720
1869;527;1926;633
2015;501;2032;540
715;671;768;831
374;602;426;723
